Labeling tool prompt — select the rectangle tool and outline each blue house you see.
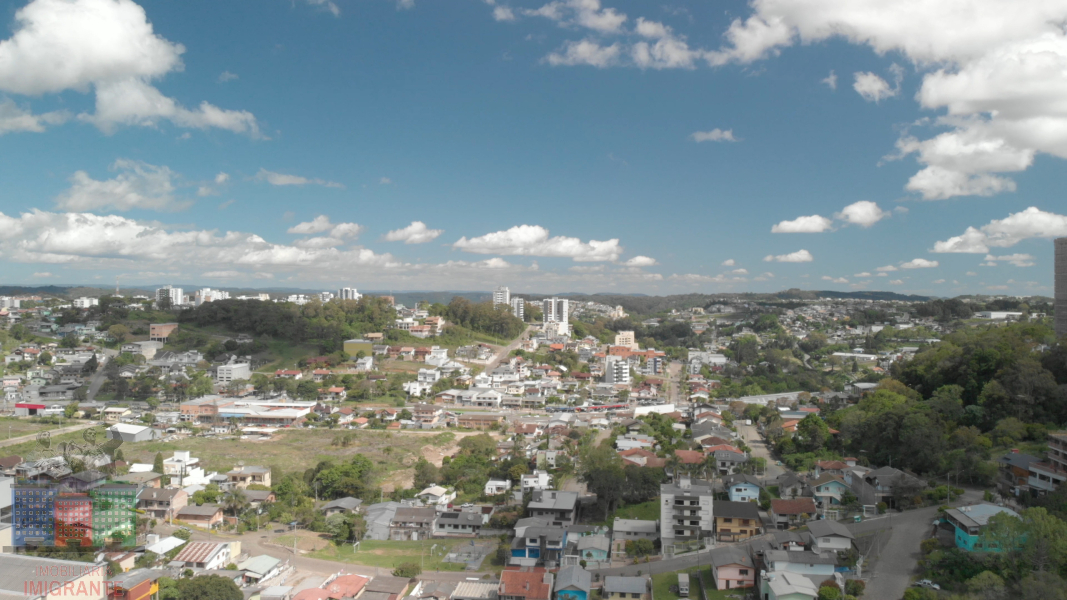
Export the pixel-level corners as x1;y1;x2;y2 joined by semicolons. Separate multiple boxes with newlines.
723;474;764;503
555;566;592;600
809;474;850;506
574;534;611;562
511;525;567;566
942;504;1020;552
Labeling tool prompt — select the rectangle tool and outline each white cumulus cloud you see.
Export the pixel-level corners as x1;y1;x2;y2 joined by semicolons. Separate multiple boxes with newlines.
0;0;260;136
933;207;1067;253
55;159;189;212
622;255;658;267
287;216;363;239
900;258;939;269
983;253;1035;267
721;259;735;266
771;215;833;233
763;249;813;263
256;169;344;189
544;39;621;67
835;200;888;227
691;129;738;143
453;224;622;262
383;221;444;244
876;265;898;272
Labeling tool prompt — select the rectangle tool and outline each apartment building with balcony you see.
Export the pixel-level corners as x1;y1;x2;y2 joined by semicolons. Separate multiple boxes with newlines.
659;476;714;547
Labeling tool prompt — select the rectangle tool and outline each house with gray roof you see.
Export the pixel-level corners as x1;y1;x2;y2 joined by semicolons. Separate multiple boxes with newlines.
528;490;579;525
603;576;649;600
806;520;854;552
321;496;363;516
555;566;592;600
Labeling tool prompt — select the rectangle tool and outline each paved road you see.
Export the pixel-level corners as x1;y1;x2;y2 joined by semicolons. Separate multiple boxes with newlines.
859;489;983;600
736;423;784;481
0;421;97;449
86;349;116;401
486;326;534;370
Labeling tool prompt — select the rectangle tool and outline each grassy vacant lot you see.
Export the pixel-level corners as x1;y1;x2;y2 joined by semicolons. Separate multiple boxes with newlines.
0;417;71;440
119;429;465;485
0;424;94;457
256;340;320;372
307;539;476;571
612;500;661;522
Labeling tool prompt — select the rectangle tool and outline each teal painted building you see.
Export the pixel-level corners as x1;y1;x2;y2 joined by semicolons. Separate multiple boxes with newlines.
942;504;1020;552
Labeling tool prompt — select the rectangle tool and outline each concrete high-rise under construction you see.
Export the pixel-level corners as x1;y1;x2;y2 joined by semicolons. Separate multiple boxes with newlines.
1057;237;1067;339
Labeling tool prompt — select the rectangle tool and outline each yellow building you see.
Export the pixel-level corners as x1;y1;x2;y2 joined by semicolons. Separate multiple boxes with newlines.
713;501;762;542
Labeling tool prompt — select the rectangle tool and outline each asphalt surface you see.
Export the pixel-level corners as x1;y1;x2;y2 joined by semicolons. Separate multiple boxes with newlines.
485;326;534;370
86;349;116;400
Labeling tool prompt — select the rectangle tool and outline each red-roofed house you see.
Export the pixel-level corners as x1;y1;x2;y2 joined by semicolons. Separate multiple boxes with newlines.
499;568;554;600
674;449;706;465
770;498;817;528
324;574;369;599
618;448;666;468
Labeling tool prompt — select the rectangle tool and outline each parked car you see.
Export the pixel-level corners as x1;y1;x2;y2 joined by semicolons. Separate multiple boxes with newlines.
914;580;940;590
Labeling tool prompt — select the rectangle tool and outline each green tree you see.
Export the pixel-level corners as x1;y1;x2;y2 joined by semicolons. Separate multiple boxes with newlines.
175;575;242;600
108;324;130;344
413;458;439;490
64;402;79;419
153;452;165;475
625;538;654;558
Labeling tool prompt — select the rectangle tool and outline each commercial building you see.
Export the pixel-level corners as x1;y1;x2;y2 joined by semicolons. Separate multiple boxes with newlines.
73;297;99;309
0;554;108;600
149;323;179;342
1057;237;1067;339
216;361;251;384
614;331;637;350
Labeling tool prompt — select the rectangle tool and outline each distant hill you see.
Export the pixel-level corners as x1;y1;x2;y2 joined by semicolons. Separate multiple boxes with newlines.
0;284;933;306
776;288;933;302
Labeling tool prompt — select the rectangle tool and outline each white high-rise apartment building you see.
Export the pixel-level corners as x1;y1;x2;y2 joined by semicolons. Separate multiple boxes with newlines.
319;292;335;302
72;297;99;309
660;476;714;547
510;297;525;321
542;298;569;326
338;287;362;301
493;286;510;306
195;288;230;306
604;355;631;385
156;286;183;307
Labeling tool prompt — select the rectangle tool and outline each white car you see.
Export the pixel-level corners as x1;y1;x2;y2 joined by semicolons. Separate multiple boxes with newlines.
914;580;940;590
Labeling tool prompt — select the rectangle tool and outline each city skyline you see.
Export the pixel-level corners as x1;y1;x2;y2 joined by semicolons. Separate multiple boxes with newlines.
0;0;1066;295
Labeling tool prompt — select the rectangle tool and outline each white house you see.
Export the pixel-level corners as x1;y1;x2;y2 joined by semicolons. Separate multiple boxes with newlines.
417;485;456;507
485;479;512;496
521;470;552;493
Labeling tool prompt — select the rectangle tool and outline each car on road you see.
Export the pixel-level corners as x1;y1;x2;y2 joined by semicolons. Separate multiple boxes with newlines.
914;580;940;590
776;461;782;466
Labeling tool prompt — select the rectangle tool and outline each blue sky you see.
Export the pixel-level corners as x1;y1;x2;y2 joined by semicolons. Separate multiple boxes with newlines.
1;0;1066;296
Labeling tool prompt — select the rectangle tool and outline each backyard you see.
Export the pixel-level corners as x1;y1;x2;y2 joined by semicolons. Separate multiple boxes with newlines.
651;568;749;600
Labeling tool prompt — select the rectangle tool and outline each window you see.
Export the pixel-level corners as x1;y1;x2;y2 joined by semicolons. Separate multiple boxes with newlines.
723;518;732;523
739;570;749;576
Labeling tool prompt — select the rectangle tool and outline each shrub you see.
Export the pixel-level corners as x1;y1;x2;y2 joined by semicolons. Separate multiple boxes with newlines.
844;579;865;596
876;502;887;514
392;562;422;578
